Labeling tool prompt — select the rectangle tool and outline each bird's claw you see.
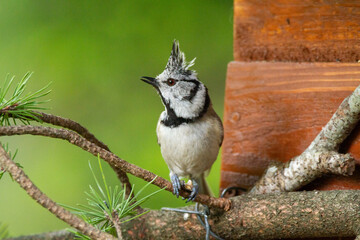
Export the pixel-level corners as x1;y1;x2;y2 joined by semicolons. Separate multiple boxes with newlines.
170;174;182;198
170;175;199;202
186;179;199;203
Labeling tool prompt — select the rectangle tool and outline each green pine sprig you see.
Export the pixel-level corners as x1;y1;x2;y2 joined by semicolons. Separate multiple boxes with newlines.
0;72;51;126
63;156;164;239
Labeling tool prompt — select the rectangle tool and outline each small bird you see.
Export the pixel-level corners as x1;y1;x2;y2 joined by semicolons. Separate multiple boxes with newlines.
141;40;223;201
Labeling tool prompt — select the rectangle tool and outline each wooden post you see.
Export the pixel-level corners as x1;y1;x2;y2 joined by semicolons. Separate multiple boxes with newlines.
221;0;360;192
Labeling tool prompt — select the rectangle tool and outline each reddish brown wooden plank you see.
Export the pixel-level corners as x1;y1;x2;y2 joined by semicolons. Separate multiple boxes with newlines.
220;61;360;190
234;0;360;62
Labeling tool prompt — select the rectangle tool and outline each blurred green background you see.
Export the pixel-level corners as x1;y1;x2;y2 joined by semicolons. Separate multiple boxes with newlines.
0;0;233;237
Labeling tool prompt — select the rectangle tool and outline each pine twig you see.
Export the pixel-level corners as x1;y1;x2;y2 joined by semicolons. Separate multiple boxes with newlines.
0;125;232;211
111;211;123;240
0;144;115;240
0;73;132;198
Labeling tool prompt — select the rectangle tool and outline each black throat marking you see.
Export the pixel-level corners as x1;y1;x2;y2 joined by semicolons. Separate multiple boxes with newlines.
160;88;210;128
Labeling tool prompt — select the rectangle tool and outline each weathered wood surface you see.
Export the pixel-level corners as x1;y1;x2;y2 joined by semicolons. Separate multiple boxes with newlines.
234;0;360;62
220;61;360;191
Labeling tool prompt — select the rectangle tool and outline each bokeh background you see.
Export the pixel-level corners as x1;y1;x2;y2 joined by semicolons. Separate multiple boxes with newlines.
0;0;233;237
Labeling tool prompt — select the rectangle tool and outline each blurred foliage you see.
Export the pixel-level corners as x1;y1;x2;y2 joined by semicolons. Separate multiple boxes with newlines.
0;0;233;237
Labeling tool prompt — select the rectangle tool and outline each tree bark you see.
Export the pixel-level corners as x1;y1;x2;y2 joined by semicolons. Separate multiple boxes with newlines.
120;190;360;239
10;190;360;240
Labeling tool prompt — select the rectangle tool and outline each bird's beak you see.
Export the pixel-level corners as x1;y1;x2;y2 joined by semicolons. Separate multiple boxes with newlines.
141;76;158;88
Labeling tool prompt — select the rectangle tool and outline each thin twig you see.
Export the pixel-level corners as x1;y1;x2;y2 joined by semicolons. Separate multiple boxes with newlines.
1;109;133;198
5;230;74;240
36;112;111;150
0;125;232;210
0;143;115;240
112;211;123;240
36;112;133;198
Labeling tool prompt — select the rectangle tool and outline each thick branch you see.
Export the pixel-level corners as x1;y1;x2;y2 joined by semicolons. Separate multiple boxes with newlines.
307;86;360;151
0;125;231;210
10;190;360;239
251;85;360;193
120;190;360;239
0;144;115;240
250;151;355;194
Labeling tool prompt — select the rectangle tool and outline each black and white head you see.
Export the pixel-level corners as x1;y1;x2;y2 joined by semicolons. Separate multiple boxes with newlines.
141;40;210;127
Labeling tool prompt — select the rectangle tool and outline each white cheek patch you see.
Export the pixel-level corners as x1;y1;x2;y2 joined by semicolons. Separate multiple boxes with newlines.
177;82;195;100
171;85;206;119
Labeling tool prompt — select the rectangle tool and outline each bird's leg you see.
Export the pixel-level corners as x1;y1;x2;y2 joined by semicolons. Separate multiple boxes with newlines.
186;178;199;203
170;172;182;198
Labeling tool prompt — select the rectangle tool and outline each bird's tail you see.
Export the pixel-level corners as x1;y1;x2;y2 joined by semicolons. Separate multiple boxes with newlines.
196;173;214;197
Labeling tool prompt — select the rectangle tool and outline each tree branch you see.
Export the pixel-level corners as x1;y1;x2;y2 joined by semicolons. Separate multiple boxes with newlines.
0;125;231;211
307;86;360;151
8;190;360;239
35;112;133;199
5;230;74;240
250;85;360;194
111;211;123;240
35;112;110;151
1;109;134;198
250;151;355;194
119;190;360;239
0;143;115;240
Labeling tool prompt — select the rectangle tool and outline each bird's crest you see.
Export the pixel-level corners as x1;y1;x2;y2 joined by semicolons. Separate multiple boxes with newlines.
165;40;196;76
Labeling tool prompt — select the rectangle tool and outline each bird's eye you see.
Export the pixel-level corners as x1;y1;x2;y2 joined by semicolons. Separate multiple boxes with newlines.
166;78;176;86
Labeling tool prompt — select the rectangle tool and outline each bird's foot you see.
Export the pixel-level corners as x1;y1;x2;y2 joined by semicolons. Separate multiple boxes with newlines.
186;178;199;203
170;173;183;198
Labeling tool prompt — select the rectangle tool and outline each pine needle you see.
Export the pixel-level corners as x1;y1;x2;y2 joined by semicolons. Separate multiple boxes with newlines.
61;156;163;239
0;72;51;126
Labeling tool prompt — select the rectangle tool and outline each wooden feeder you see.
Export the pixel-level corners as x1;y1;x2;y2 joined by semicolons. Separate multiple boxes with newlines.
220;0;360;193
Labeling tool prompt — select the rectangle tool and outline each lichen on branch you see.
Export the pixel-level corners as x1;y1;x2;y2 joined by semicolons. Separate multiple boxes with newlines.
250;84;360;194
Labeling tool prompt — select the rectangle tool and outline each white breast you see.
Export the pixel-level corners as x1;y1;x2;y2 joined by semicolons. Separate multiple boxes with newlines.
156;110;223;178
